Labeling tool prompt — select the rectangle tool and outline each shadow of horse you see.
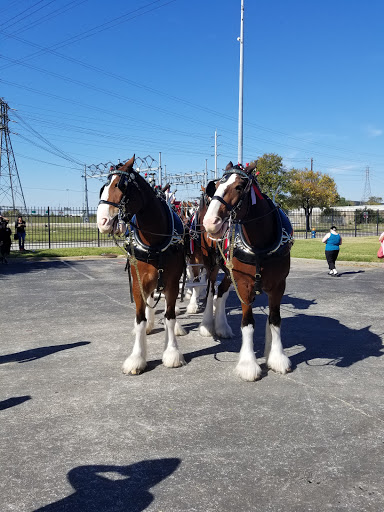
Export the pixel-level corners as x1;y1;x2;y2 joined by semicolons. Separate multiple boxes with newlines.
0;395;31;411
34;459;181;511
0;341;90;365
284;314;384;368
182;309;383;372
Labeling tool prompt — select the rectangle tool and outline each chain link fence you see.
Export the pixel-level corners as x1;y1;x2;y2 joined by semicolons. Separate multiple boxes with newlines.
1;206;383;249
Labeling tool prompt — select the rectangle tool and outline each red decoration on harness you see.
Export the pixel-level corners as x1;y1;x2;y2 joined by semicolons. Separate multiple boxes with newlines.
252;183;263;200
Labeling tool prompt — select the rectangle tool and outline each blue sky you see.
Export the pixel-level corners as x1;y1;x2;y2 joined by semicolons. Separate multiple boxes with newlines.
1;0;383;208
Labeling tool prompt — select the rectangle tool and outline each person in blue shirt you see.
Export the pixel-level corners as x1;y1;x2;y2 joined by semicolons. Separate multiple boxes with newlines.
322;225;342;276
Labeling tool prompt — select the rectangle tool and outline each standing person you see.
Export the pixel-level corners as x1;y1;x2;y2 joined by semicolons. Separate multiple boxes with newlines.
0;217;12;264
378;231;384;259
15;215;26;251
322;225;342;276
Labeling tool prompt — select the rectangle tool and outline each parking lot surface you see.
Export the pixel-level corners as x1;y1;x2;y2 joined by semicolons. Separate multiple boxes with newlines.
1;257;383;511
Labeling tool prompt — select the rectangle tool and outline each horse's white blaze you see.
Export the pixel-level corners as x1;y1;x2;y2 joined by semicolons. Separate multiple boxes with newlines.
97;183;117;233
266;324;291;374
122;320;147;374
203;174;237;234
199;288;215;337
162;318;186;367
235;324;262;381
215;288;233;338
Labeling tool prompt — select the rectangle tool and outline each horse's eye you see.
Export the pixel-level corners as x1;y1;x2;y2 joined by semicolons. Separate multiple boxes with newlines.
236;185;244;192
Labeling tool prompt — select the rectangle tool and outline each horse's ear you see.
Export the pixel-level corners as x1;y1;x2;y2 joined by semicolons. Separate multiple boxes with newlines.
245;160;257;174
225;161;233;171
206;180;217;198
122;155;135;170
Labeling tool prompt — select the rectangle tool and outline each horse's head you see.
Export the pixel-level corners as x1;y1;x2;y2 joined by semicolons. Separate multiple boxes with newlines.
97;155;138;234
203;161;257;239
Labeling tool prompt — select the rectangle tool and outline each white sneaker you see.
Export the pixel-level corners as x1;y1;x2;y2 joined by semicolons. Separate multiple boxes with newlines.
333;269;338;275
328;270;333;275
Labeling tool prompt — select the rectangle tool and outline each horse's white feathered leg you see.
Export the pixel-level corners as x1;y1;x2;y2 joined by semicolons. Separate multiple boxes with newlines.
175;319;187;336
199;287;215;337
145;295;155;334
265;323;291;374
215;288;233;338
187;286;199;314
235;324;262;381
163;318;186;367
122;320;147;375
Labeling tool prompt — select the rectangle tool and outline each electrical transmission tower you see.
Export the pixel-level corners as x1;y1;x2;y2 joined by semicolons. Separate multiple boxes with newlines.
0;98;27;213
361;166;371;204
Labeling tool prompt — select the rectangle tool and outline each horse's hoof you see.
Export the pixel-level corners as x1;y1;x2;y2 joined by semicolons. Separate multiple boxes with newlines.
130;369;140;375
235;362;262;382
199;324;214;337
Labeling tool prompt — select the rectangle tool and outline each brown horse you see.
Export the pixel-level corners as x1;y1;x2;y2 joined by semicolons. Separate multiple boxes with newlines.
97;155;186;375
187;193;233;338
203;162;294;381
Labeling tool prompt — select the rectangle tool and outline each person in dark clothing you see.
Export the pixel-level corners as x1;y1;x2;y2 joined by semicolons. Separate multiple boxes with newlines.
322;225;342;276
0;217;12;264
15;215;26;251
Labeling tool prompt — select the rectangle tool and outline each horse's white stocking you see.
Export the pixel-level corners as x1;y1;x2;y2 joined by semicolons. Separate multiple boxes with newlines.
175;320;187;336
162;318;186;367
265;322;291;374
187;287;199;314
145;295;155;334
235;324;262;381
122;320;147;375
199;288;215;337
214;288;233;338
164;299;186;335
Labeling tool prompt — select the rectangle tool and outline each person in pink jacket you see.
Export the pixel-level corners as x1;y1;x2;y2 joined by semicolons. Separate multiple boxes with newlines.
378;232;384;259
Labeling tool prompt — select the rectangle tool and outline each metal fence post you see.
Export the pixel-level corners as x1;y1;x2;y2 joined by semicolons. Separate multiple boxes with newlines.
377;210;379;236
354;210;357;237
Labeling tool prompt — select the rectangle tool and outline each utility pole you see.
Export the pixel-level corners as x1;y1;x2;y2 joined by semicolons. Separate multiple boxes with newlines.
310;158;313;171
214;130;218;179
237;0;244;165
205;159;208;187
361;166;371;205
0;98;27;213
158;152;162;187
83;165;90;222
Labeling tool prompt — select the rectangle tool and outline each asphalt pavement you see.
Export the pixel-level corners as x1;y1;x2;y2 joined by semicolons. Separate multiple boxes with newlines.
1;256;383;512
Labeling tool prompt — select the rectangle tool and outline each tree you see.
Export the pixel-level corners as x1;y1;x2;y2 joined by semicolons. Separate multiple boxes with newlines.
367;196;383;205
335;196;354;206
249;153;290;208
287;169;339;232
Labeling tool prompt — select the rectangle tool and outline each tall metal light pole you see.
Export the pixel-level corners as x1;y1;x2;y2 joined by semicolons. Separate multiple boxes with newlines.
237;0;244;165
214;130;218;179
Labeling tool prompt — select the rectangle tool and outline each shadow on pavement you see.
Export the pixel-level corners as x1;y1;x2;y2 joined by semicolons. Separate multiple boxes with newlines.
0;259;85;277
0;341;90;365
182;295;383;371
285;314;383;368
35;459;181;512
0;395;31;411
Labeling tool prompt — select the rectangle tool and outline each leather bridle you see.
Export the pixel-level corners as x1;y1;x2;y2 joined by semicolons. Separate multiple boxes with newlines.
98;168;142;211
209;169;253;220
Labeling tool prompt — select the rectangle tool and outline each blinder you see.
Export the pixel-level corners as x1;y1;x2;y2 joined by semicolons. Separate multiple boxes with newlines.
206;180;217;198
